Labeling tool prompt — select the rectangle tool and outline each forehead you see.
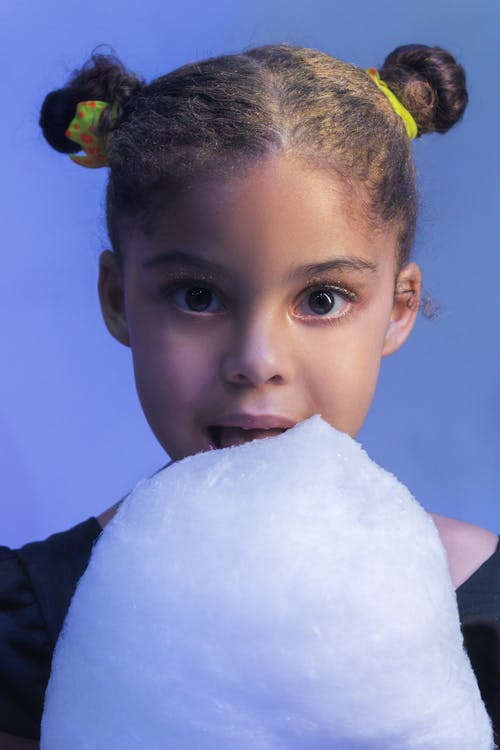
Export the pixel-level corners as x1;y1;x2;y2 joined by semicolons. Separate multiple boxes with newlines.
125;155;398;277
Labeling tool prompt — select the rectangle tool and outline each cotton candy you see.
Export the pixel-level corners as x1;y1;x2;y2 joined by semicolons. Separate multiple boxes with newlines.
41;416;494;749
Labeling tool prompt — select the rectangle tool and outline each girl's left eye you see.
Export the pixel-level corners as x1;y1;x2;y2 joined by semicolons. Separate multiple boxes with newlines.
172;285;223;313
296;286;353;318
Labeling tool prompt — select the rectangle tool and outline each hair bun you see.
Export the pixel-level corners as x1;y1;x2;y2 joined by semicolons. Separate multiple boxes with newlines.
39;52;144;155
379;44;468;136
40;89;81;153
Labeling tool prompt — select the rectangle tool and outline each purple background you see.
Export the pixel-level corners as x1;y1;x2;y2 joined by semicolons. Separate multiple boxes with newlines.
1;0;498;547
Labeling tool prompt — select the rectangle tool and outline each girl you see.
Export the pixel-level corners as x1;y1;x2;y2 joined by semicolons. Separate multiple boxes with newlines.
1;43;498;747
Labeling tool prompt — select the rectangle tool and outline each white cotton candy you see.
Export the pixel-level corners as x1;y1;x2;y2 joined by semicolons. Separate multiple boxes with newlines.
41;416;494;749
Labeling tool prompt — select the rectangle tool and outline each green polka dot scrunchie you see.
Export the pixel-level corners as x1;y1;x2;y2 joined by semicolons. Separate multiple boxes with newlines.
65;100;118;168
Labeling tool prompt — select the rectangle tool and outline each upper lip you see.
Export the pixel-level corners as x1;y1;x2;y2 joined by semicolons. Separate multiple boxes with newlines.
209;414;298;430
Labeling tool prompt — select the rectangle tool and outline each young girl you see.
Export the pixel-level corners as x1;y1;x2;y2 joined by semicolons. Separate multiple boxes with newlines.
1;43;498;747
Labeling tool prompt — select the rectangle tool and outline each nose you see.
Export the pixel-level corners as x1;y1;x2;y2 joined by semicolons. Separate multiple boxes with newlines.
220;309;290;387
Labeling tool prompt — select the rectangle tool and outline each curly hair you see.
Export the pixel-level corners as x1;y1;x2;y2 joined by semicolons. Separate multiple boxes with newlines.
40;43;467;269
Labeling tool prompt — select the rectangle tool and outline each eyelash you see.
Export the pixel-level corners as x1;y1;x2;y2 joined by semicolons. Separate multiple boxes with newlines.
160;277;358;323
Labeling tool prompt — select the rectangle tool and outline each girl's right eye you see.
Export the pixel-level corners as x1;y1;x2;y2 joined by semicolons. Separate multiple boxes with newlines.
172;285;224;314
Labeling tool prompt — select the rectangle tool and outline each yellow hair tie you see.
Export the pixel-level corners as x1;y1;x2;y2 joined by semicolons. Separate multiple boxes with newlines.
65;100;118;168
365;68;418;140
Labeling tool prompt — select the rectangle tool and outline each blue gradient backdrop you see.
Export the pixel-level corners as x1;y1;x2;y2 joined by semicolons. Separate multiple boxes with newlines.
2;0;498;547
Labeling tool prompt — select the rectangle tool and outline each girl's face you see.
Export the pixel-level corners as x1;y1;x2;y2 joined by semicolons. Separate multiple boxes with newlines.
99;155;421;461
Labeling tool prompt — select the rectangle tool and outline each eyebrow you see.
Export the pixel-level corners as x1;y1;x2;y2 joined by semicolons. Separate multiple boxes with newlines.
142;250;378;279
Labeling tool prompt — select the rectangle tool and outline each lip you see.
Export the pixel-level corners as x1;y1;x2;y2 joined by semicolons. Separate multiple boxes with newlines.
211;413;298;430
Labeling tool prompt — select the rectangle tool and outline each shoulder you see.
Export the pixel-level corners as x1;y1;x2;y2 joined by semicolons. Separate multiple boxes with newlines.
0;546;50;739
13;518;102;643
0;518;102;739
428;512;499;590
0;730;39;748
97;499;123;530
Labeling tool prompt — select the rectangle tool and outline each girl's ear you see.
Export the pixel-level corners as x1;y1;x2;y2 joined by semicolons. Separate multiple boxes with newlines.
382;261;421;357
98;250;130;347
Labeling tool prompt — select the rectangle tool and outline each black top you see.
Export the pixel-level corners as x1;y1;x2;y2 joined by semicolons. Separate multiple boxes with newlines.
1;518;499;742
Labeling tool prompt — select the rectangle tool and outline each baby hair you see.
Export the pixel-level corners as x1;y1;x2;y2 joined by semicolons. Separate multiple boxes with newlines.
40;44;467;269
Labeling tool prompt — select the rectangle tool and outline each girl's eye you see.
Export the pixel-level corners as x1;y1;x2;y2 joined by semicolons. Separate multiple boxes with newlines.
297;286;353;318
167;282;353;318
172;285;223;313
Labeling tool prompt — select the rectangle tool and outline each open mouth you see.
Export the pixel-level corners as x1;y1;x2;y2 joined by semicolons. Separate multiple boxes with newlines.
207;425;287;450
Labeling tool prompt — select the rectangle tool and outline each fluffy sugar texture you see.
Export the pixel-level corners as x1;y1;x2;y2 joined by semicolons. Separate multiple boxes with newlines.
41;416;493;749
